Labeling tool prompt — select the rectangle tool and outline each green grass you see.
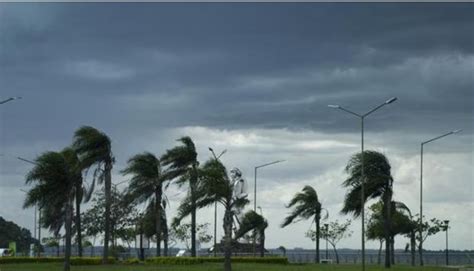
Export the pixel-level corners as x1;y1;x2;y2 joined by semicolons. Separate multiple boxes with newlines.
0;263;450;271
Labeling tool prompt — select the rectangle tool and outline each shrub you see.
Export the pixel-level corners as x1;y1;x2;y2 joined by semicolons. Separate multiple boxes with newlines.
0;257;115;265
145;256;288;265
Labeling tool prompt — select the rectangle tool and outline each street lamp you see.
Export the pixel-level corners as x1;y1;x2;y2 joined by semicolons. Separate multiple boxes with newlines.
443;220;450;266
419;129;461;266
254;160;285;212
0;96;22;105
208;147;227;257
253;160;284;256
17;156;42;257
329;97;397;271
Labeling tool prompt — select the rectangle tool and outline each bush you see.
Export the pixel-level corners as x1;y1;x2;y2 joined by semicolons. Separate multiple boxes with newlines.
145;256;288;265
124;258;140;265
0;257;115;265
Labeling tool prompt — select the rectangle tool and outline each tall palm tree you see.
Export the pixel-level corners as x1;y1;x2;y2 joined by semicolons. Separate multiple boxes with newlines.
341;150;394;268
122;152;166;256
161;136;199;257
281;185;324;263
23;149;80;271
234;210;268;257
174;159;248;271
73;126;114;263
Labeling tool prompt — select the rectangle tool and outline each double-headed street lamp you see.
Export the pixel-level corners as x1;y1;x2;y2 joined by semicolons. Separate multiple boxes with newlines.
419;130;461;266
208;147;227;257
329;97;397;271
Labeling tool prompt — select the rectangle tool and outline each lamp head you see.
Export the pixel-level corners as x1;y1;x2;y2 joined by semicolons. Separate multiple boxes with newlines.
328;105;340;109
452;129;462;134
444;220;450;225
385;97;398;104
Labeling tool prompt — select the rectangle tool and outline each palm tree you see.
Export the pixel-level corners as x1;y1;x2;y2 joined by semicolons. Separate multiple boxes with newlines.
23;149;80;271
174;159;248;271
281;185;324;263
161;136;199;257
122;152;166;256
341;150;394;268
73;126;114;263
234;210;268;257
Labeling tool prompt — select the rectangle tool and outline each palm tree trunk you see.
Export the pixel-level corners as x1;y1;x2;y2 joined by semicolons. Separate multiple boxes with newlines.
75;182;83;257
102;162;112;264
155;185;162;257
378;239;383;265
410;232;416;266
223;206;233;271
64;198;73;271
259;230;265;258
316;215;320;263
383;191;392;268
190;174;197;257
164;231;168;257
391;236;395;265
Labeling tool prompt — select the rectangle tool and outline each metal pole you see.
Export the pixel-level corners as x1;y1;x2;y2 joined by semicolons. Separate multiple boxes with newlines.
254;167;257;212
420;144;424;266
253;167;257;257
38;207;41;257
361;117;365;271
34;204;37;240
445;221;449;266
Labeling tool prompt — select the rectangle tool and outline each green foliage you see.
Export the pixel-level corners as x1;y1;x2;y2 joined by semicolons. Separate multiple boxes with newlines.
235;211;268;239
281;185;323;228
0;257;115;265
145;257;288;265
169;223;212;250
341;151;393;217
307;219;352;244
124;258;140;265
81;189;139;246
0;216;38;254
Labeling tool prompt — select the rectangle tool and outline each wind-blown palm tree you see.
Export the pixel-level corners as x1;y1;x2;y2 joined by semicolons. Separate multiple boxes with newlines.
281;185;324;263
161;136;199;257
341;150;394;268
174;159;248;271
24;148;80;271
122;152;167;256
234;210;268;257
73;126;114;263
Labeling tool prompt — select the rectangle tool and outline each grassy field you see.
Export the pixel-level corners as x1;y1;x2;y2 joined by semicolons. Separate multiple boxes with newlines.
0;263;451;271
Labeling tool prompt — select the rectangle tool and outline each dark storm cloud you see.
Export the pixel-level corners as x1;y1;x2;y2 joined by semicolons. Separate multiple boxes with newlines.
0;2;472;153
1;3;472;143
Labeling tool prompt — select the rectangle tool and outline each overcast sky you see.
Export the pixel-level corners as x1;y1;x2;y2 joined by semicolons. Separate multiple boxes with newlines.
0;3;473;251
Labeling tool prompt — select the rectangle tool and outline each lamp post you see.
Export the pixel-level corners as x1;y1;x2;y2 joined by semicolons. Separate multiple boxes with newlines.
329;97;397;271
254;160;285;212
208;147;226;257
419;130;461;266
444;220;450;266
18;157;42;257
253;160;284;256
324;223;329;260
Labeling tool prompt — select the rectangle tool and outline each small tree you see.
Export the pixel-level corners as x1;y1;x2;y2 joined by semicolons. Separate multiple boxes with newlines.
169;223;212;252
43;237;60;257
306;220;352;264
